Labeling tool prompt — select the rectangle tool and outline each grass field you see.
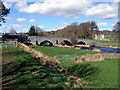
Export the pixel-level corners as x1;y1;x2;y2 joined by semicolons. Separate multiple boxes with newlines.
2;45;119;88
2;47;80;89
94;34;119;47
96;41;118;43
60;58;118;88
32;45;118;88
32;45;107;57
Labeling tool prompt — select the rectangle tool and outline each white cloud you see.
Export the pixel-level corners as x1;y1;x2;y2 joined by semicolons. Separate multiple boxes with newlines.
86;3;117;19
4;17;13;20
30;19;36;23
46;26;65;31
97;22;108;27
11;24;23;28
35;25;44;29
1;25;8;28
15;0;92;18
50;24;69;31
111;24;115;26
17;18;26;22
3;2;12;8
62;23;70;26
49;23;71;31
22;28;28;32
73;16;80;19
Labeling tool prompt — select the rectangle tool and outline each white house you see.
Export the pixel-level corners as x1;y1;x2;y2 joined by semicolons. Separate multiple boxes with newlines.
94;34;109;41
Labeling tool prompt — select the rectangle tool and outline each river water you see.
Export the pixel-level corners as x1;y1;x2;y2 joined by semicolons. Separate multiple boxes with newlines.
75;45;120;53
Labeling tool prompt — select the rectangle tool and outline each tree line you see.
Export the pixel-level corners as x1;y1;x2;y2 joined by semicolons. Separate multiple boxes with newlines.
28;21;98;40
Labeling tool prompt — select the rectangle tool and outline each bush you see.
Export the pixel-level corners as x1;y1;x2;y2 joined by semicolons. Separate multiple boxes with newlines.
66;63;100;79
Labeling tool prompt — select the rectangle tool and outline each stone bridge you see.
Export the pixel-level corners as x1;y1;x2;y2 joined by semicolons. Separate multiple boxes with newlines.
28;36;94;46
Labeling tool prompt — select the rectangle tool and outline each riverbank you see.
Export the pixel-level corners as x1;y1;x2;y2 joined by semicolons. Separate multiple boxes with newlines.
54;44;120;49
95;44;120;49
53;44;120;53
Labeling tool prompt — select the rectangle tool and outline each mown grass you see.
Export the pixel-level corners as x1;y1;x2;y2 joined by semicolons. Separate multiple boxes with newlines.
32;45;107;57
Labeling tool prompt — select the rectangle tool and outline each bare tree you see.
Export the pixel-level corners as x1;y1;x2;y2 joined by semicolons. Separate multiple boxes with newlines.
70;33;77;45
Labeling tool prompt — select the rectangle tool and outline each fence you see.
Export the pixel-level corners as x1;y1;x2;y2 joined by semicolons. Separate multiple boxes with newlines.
58;54;76;62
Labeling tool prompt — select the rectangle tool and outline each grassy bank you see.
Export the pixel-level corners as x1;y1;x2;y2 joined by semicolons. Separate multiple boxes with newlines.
95;44;120;48
2;47;80;88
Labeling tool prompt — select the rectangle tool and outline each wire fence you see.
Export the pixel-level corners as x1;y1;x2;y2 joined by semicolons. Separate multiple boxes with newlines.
57;54;76;62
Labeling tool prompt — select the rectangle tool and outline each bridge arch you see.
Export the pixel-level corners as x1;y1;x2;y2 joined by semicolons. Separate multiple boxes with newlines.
77;41;87;45
60;40;73;46
40;40;54;46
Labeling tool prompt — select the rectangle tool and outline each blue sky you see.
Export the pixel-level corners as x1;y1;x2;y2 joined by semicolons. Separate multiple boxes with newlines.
1;0;118;33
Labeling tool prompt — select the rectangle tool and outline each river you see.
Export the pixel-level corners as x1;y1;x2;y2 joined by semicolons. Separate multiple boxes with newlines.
75;45;120;53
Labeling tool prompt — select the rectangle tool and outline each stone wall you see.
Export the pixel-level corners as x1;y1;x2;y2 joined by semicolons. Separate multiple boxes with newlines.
76;53;120;63
18;42;60;65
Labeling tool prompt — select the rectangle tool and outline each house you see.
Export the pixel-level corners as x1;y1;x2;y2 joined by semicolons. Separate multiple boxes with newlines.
94;34;109;41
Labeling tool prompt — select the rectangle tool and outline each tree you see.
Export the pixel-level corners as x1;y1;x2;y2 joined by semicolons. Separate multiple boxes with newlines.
113;22;120;31
89;21;98;38
47;21;98;39
79;21;98;39
9;28;17;35
70;33;77;45
35;25;42;35
113;22;120;41
28;25;36;36
28;25;43;36
0;0;10;26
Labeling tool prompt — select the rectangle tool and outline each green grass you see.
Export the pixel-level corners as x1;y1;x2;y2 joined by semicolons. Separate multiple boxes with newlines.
2;43;16;48
2;47;80;89
32;45;107;57
2;45;118;88
60;58;118;88
95;44;120;47
104;35;118;43
96;40;118;44
95;34;119;44
87;58;118;88
32;45;118;88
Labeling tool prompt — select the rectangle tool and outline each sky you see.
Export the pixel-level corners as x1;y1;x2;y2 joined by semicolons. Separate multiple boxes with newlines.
0;0;119;33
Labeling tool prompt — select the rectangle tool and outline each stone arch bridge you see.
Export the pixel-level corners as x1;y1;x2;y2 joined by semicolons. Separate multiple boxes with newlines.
28;36;94;46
